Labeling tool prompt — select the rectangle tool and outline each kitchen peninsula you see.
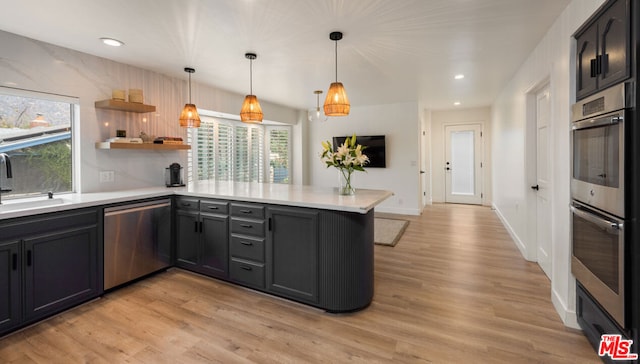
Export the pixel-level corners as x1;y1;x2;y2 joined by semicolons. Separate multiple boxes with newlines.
0;182;392;336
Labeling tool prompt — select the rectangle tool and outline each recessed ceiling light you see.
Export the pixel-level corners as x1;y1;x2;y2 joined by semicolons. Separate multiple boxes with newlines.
454;101;461;106
454;74;464;80
100;37;124;47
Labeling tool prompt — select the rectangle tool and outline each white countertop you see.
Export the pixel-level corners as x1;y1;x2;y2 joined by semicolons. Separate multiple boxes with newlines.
0;181;393;219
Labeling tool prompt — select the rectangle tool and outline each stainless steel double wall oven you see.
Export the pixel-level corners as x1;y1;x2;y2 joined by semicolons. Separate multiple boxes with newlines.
571;82;633;328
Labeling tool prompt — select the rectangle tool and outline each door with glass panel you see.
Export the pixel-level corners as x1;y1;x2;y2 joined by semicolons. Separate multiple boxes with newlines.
444;124;482;204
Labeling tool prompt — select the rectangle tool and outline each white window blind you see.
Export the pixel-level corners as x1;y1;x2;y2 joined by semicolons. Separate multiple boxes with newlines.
268;128;290;183
234;126;249;182
195;120;215;180
190;116;282;184
251;127;265;182
216;123;233;181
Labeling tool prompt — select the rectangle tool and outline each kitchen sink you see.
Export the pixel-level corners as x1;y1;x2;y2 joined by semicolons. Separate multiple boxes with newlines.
0;197;72;212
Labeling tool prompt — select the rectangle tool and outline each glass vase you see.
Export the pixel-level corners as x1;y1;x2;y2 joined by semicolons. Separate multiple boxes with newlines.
338;168;355;195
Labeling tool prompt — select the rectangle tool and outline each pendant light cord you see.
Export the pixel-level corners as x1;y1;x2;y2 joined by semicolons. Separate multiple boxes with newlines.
250;58;253;95
334;40;338;82
188;72;192;103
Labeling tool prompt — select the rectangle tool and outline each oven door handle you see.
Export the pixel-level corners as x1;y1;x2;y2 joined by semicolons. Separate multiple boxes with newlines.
570;205;623;232
572;114;623;130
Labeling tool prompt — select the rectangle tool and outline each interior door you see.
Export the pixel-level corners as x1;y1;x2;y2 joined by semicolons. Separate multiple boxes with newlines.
421;129;429;207
444;124;482;205
534;86;552;279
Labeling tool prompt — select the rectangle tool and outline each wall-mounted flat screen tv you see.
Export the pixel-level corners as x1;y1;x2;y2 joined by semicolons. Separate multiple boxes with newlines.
332;135;386;168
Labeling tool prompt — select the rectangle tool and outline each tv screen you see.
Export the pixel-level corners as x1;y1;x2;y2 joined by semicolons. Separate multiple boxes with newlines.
332;135;386;168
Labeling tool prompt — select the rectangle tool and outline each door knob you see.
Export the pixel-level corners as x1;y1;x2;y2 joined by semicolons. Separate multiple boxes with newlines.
531;185;539;191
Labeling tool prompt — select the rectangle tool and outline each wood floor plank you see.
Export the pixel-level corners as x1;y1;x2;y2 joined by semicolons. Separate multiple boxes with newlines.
0;204;600;363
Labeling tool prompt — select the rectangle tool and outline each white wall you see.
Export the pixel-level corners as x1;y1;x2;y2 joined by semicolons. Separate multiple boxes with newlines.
431;107;492;205
292;110;310;185
308;102;421;215
491;0;605;327
0;30;301;192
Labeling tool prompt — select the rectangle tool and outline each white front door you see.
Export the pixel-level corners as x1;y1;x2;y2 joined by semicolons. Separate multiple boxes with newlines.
444;124;482;205
535;86;552;279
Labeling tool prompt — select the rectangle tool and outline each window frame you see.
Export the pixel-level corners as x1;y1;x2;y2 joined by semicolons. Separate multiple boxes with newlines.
0;86;78;198
265;125;292;184
189;114;292;185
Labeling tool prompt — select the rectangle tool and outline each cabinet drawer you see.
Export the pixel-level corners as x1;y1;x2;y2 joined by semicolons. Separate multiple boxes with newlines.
176;198;199;211
577;283;626;351
230;235;264;262
200;200;228;214
231;218;265;237
231;203;265;219
230;259;264;289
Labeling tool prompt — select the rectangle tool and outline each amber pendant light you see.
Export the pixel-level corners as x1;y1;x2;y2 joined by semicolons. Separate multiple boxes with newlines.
240;53;263;123
324;31;350;116
179;67;201;128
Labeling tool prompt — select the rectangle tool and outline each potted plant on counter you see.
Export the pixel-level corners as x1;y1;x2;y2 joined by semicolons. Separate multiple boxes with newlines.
320;134;369;195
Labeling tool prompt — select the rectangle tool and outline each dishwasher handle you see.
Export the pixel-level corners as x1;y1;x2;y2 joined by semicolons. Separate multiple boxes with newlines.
105;199;171;216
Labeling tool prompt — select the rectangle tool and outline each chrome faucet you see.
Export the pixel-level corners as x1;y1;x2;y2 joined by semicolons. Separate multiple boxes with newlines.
0;153;12;205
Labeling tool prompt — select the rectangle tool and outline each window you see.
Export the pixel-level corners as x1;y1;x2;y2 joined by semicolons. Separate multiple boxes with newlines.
189;115;290;184
0;88;75;199
268;128;290;183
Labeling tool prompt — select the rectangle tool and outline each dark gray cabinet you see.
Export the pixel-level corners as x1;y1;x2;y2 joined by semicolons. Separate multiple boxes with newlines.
229;203;266;289
0;208;100;336
175;196;374;312
577;282;629;359
0;241;21;334
23;226;98;321
200;213;229;277
575;0;630;100
175;198;229;279
266;206;318;304
176;208;199;269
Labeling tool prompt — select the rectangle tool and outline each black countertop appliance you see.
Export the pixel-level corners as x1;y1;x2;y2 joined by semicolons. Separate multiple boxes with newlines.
165;163;184;187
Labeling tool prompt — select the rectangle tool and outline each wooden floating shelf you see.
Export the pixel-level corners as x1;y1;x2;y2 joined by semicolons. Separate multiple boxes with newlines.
95;142;190;150
94;99;156;113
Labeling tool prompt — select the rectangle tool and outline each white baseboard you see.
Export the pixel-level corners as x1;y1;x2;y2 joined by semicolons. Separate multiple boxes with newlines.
552;288;580;329
491;204;532;261
375;207;421;216
492;205;580;330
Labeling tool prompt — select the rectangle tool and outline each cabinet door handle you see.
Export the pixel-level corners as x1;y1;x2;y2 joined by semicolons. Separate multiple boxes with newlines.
596;54;603;75
240;265;253;271
268;217;272;231
199;221;203;233
26;250;32;267
240;209;252;214
12;253;17;271
208;206;218;210
590;58;597;77
194;221;199;232
240;224;253;228
182;202;191;207
240;241;253;246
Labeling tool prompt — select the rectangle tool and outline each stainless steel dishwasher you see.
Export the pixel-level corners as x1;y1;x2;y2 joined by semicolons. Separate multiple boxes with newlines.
104;199;172;290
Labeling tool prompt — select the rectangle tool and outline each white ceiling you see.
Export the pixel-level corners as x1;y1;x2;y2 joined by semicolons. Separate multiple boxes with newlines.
0;0;570;111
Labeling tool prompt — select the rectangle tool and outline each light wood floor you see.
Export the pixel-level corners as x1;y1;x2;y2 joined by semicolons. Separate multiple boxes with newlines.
0;204;600;363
